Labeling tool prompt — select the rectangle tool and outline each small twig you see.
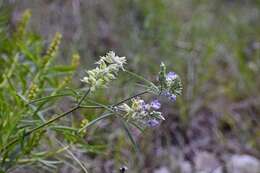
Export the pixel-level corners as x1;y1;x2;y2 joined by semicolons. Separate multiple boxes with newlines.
78;88;91;106
112;91;149;107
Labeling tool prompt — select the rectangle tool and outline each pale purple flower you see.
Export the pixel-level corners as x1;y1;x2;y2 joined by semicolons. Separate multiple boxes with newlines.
150;99;161;110
140;100;149;111
166;72;177;81
141;104;149;111
163;91;176;102
163;91;171;97
147;119;160;127
169;94;176;101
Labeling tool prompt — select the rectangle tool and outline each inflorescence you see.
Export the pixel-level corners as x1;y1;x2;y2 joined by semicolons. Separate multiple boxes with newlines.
81;52;182;129
117;98;165;128
81;51;126;92
158;62;182;101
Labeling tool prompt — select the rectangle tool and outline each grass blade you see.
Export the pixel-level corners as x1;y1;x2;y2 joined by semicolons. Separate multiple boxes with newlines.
119;118;140;154
28;93;73;104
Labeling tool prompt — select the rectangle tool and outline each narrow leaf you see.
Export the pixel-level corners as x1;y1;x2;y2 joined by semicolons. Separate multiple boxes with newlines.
119;118;140;154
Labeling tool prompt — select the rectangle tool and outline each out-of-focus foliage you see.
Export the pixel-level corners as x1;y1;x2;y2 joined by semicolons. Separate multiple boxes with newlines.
0;9;82;172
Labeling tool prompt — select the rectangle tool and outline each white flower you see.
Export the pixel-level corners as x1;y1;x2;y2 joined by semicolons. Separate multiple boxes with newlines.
81;51;127;91
97;51;126;70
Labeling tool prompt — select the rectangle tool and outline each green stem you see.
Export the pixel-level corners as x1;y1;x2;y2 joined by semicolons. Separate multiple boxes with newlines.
78;88;90;106
85;99;114;112
0;106;78;153
112;91;149;107
125;70;156;88
79;105;104;109
27;93;73;105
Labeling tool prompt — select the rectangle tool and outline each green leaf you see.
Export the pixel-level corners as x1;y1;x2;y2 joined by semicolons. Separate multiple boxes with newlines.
130;121;145;133
51;125;78;132
48;65;76;73
119;118;140;154
28;93;73;104
80;143;106;154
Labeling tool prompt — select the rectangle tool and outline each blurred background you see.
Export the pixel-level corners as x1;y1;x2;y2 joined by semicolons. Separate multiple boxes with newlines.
3;0;260;172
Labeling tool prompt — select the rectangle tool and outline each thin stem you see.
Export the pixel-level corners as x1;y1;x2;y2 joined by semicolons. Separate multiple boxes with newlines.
78;88;91;106
27;93;73;105
112;91;149;107
26;107;78;136
79;105;104;109
1;106;78;153
124;70;154;86
85;99;114;112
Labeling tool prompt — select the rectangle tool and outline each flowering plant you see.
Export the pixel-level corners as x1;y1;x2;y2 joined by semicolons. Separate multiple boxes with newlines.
0;10;182;172
81;51;126;92
78;52;182;132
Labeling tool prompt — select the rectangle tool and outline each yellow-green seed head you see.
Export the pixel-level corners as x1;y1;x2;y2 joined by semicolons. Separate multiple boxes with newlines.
42;32;62;67
14;9;31;40
28;83;39;100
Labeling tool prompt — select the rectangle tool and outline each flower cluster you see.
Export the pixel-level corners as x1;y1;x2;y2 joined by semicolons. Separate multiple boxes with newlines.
158;62;182;101
42;32;62;68
117;98;164;128
81;51;126;91
27;83;39;100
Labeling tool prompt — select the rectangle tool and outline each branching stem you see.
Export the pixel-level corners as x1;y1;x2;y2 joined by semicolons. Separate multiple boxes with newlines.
1;71;151;154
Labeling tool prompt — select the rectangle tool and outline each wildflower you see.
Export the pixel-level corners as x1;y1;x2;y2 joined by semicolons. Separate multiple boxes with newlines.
81;51;126;91
147;119;160;127
150;99;161;110
97;51;126;70
117;98;164;129
157;62;182;101
131;98;146;111
169;94;176;101
166;72;177;81
163;91;177;102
